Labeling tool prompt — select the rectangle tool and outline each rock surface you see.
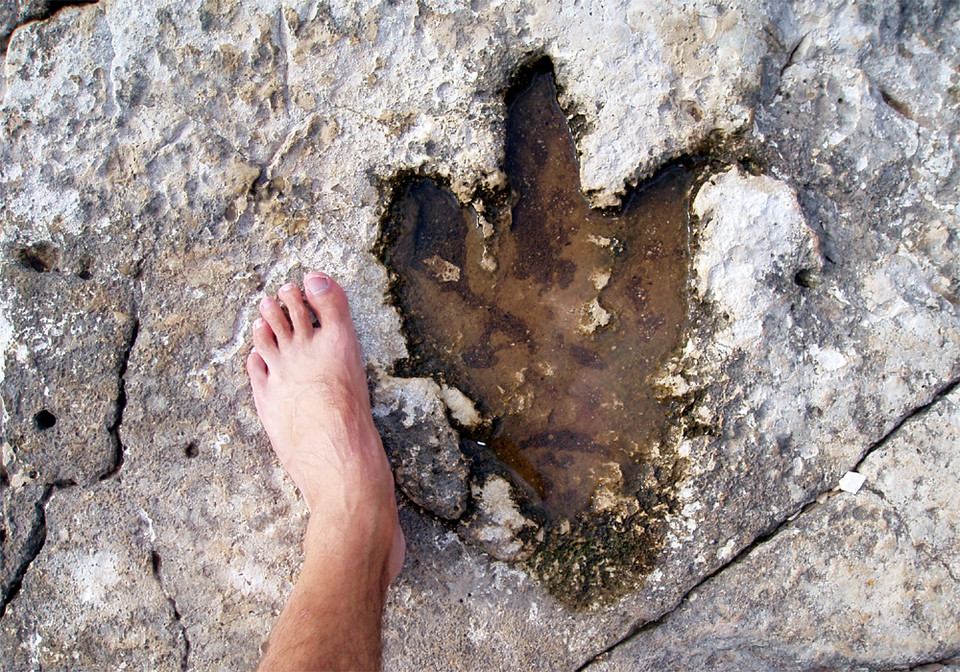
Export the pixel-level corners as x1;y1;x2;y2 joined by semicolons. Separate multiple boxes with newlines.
0;1;51;54
457;468;542;563
0;481;186;670
585;386;960;671
372;374;470;520
0;0;956;670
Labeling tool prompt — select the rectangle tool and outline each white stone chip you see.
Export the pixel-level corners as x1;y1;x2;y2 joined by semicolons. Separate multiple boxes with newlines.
838;471;866;494
439;385;482;427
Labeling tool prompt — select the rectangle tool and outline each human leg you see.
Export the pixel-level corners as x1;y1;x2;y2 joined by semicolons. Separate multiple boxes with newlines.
247;272;404;671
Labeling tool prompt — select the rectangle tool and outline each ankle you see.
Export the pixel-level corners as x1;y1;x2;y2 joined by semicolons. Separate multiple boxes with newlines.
299;535;390;605
304;511;392;561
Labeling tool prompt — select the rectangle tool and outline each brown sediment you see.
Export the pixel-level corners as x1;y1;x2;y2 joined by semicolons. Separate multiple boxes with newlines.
379;65;699;606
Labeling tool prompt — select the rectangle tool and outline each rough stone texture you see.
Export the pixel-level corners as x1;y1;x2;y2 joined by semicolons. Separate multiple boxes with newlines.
0;1;50;53
1;256;135;485
0;481;185;671
0;0;956;670
0;464;47;616
585;386;960;671
458;470;542;563
372;375;470;520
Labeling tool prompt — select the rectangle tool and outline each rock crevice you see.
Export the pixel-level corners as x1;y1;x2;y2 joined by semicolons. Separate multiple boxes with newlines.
100;317;140;482
852;375;960;473
149;549;191;672
0;484;50;619
580;375;960;668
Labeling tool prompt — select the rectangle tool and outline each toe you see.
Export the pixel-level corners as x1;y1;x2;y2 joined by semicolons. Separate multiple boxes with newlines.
246;350;269;385
259;296;292;342
252;317;280;363
303;272;354;334
278;282;314;336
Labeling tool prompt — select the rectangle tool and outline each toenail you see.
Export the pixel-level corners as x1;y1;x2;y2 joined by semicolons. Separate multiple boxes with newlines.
260;297;275;310
306;274;330;294
281;282;298;293
254;318;265;329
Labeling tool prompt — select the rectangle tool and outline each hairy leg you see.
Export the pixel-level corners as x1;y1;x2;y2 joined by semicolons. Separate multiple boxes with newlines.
247;272;404;671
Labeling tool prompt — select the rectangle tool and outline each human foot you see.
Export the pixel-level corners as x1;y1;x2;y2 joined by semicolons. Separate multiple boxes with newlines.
246;272;405;589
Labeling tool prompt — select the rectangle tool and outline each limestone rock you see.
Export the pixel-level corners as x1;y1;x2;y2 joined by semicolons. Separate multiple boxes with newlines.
0;481;185;671
0;0;50;53
585;387;960;671
0;257;136;486
383;502;625;672
0;463;47;615
0;0;956;670
372;375;470;520
458;471;542;563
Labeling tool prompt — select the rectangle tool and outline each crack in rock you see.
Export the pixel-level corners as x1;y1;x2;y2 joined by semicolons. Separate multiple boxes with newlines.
149;550;191;671
853;375;960;473
576;374;960;669
573;609;668;672
274;6;292;115
779;33;809;80
99;317;140;482
0;484;51;619
575;493;830;669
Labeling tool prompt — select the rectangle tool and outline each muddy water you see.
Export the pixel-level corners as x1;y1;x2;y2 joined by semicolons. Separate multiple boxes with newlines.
383;73;694;524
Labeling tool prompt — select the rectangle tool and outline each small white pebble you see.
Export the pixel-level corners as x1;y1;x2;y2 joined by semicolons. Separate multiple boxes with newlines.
838;471;866;494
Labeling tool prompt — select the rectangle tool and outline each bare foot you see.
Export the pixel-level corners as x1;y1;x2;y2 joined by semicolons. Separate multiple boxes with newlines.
246;271;404;593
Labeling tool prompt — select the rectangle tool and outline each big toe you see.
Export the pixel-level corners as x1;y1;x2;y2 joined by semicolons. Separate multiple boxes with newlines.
303;272;354;333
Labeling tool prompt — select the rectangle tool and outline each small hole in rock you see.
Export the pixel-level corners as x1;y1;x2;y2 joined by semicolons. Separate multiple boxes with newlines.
794;268;819;288
18;243;59;273
34;410;57;430
77;255;94;280
184;441;199;458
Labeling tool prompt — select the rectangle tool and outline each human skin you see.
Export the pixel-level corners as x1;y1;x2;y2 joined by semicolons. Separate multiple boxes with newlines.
246;271;405;671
